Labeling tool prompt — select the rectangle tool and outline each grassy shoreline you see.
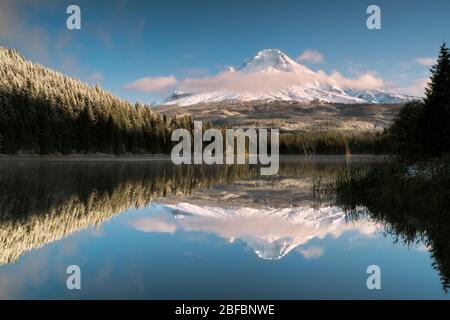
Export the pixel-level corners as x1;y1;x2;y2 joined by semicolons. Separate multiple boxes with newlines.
0;153;387;160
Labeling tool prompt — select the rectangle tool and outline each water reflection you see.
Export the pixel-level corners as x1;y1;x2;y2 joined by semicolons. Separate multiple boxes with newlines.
128;204;377;260
331;161;450;291
0;157;448;298
0;160;256;265
0;157;371;265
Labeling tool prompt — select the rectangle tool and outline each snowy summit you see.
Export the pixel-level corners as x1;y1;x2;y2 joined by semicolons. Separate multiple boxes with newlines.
163;49;415;106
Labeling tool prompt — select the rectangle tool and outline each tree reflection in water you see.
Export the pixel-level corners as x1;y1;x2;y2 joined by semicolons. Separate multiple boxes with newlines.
331;159;450;291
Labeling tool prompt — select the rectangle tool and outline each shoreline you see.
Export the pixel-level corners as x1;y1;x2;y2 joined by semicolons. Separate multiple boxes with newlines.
0;153;388;162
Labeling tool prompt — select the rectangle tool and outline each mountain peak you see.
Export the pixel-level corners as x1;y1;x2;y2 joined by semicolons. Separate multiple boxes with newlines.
255;48;288;58
163;49;416;106
238;48;301;72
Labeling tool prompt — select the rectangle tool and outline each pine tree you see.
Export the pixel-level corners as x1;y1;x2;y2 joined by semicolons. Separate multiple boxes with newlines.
421;43;450;155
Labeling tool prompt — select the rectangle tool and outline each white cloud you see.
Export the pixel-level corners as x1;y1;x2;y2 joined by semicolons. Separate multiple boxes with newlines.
128;216;177;233
124;76;177;93
297;246;325;260
296;49;324;64
326;71;384;90
415;57;435;67
393;78;430;97
176;68;384;94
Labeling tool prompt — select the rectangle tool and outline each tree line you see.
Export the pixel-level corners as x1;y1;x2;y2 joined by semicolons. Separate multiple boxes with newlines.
0;47;193;155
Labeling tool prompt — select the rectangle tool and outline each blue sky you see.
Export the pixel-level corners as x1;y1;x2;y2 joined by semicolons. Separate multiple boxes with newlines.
1;0;449;103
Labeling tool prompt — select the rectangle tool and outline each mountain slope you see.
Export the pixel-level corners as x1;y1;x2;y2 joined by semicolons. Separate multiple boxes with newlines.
163;49;415;106
0;47;186;154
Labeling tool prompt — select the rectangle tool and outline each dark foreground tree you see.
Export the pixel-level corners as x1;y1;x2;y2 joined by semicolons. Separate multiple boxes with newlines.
390;43;450;159
389;100;424;160
420;43;450;156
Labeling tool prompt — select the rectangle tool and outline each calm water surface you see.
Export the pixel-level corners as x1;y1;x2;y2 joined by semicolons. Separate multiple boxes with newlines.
0;157;448;299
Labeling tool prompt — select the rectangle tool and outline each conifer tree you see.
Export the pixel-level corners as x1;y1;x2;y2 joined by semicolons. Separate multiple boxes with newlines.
421;43;450;155
390;43;450;159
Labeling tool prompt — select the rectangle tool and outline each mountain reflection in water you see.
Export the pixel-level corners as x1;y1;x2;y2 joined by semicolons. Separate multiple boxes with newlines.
130;204;377;260
0;157;449;298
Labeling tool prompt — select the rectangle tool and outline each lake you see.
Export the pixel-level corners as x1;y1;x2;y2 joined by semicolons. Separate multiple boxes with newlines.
0;156;448;299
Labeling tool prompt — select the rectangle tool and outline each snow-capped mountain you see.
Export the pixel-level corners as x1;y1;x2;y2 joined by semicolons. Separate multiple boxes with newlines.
163;49;415;106
238;48;315;74
129;202;378;260
344;89;416;104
